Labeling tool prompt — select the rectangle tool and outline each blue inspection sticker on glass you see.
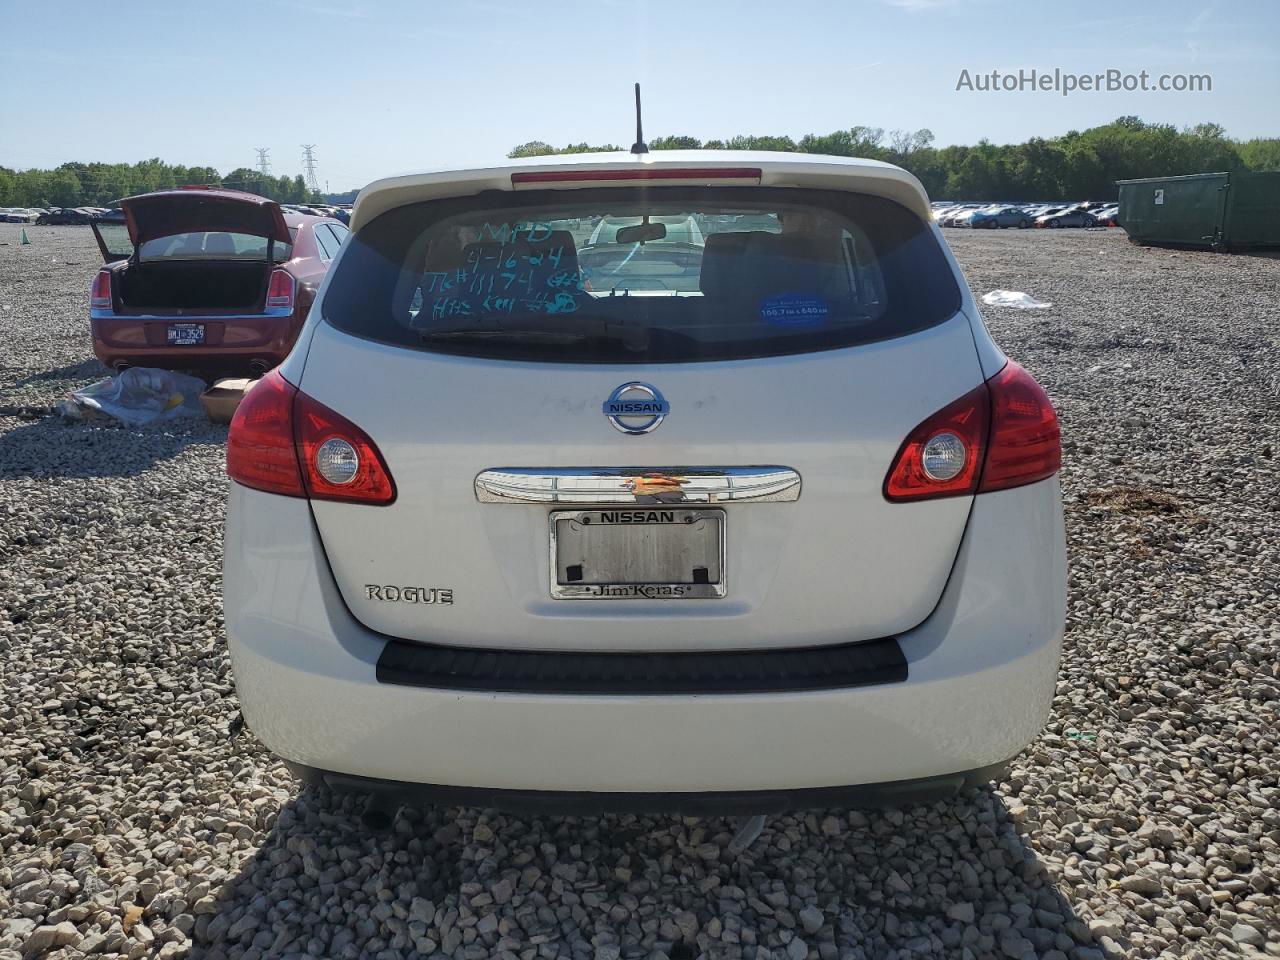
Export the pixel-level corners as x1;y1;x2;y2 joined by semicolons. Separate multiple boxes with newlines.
760;292;830;326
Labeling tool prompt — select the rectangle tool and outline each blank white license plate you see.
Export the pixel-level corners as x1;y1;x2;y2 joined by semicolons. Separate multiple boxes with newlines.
167;323;205;345
550;508;725;600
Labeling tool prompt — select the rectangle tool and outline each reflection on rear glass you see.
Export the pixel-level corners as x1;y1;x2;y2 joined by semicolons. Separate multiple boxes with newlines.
324;189;961;363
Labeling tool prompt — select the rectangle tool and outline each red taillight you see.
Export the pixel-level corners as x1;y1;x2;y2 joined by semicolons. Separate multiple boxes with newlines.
91;270;112;310
884;383;990;502
978;361;1061;492
226;369;305;497
294;391;396;504
511;167;761;186
266;269;295;309
226;368;395;505
884;361;1060;502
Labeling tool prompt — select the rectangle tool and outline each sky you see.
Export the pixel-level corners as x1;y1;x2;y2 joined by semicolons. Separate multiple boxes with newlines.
2;0;1276;190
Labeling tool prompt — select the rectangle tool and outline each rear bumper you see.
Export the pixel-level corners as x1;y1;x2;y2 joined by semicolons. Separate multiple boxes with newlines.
224;478;1065;799
90;312;301;369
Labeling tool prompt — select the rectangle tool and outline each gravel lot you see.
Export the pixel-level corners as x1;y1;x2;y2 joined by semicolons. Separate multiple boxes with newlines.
1;222;1277;960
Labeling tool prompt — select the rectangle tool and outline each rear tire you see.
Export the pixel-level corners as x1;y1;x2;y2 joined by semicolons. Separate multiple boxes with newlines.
1049;219;1061;228
1019;219;1031;229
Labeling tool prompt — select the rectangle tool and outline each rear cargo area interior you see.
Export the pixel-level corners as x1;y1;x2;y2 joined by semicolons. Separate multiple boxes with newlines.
116;262;269;312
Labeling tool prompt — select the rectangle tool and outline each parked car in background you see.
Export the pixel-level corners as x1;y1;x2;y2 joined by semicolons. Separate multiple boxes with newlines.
1;207;40;223
223;151;1065;813
939;204;984;226
36;207;92;225
1036;205;1097;228
945;206;983;227
968;206;1033;229
88;187;348;374
1093;206;1119;227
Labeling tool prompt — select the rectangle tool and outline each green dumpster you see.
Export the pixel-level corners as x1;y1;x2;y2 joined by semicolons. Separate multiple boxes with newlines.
1116;171;1280;250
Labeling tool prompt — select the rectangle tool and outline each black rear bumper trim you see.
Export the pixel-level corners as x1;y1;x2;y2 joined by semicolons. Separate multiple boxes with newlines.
288;761;1010;816
374;635;907;695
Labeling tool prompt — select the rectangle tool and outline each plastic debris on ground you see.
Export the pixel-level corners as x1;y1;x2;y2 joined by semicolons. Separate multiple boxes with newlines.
981;289;1054;309
60;367;207;426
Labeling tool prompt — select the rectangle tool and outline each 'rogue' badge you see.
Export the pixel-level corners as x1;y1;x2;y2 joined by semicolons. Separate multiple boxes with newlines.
603;382;668;435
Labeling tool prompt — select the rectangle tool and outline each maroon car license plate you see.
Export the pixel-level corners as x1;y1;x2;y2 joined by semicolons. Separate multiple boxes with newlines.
167;323;205;345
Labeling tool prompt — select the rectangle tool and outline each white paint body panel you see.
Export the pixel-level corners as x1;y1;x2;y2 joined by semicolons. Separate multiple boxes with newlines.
224;477;1065;792
225;152;1063;794
299;312;984;650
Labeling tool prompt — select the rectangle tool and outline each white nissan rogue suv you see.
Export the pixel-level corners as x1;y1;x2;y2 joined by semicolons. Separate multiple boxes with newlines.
223;152;1065;814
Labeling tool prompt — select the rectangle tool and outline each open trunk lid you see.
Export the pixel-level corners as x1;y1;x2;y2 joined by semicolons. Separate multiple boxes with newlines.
120;188;291;246
92;188;290;264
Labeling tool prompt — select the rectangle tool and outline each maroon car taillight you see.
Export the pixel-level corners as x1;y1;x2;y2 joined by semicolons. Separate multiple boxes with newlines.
884;361;1060;502
266;269;295;309
91;270;112;310
227;369;396;505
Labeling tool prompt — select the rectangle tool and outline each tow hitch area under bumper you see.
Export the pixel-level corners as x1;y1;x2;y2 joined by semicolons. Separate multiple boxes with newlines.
287;760;1014;816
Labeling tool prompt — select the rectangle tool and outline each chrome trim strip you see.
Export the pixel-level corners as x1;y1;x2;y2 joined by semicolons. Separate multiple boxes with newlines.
475;467;801;504
90;306;293;321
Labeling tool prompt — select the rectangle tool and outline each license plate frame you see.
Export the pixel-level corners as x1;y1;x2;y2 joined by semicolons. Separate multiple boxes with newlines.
166;323;205;345
549;507;725;600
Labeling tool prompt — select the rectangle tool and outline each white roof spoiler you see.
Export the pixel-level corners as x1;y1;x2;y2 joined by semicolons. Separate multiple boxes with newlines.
350;151;933;231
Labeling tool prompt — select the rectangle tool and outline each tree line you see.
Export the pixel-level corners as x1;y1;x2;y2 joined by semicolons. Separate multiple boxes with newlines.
5;118;1275;208
509;117;1280;201
0;158;326;208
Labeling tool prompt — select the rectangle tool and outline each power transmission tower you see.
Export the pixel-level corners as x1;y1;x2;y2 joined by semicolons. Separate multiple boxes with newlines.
301;145;320;193
254;147;271;176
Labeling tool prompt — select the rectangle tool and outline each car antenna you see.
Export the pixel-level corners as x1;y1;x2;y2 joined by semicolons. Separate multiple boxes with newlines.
630;83;649;155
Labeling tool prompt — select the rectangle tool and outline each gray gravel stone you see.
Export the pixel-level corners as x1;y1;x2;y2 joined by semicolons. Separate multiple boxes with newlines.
798;906;824;934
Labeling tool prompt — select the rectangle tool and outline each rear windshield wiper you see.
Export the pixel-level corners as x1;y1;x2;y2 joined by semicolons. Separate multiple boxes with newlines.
417;314;615;340
419;328;594;344
417;315;656;352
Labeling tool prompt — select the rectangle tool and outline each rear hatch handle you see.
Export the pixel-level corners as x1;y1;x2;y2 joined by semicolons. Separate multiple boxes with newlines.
475;467;801;504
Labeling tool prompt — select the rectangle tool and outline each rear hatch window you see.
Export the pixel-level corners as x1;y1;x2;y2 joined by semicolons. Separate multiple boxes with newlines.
322;187;960;363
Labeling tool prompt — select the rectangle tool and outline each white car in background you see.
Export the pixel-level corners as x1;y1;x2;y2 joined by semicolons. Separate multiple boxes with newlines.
223;152;1065;814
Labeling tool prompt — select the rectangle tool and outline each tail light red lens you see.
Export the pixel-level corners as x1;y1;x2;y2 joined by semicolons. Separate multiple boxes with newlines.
884;384;990;501
266;269;295;309
884;361;1060;502
978;361;1062;492
91;270;112;309
226;370;305;497
294;392;397;504
226;369;396;505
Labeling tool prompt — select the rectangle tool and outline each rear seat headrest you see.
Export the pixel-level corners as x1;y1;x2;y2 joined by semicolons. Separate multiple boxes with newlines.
700;231;840;299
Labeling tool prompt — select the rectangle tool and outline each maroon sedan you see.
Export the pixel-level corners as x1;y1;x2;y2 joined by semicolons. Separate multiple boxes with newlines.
89;187;348;374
